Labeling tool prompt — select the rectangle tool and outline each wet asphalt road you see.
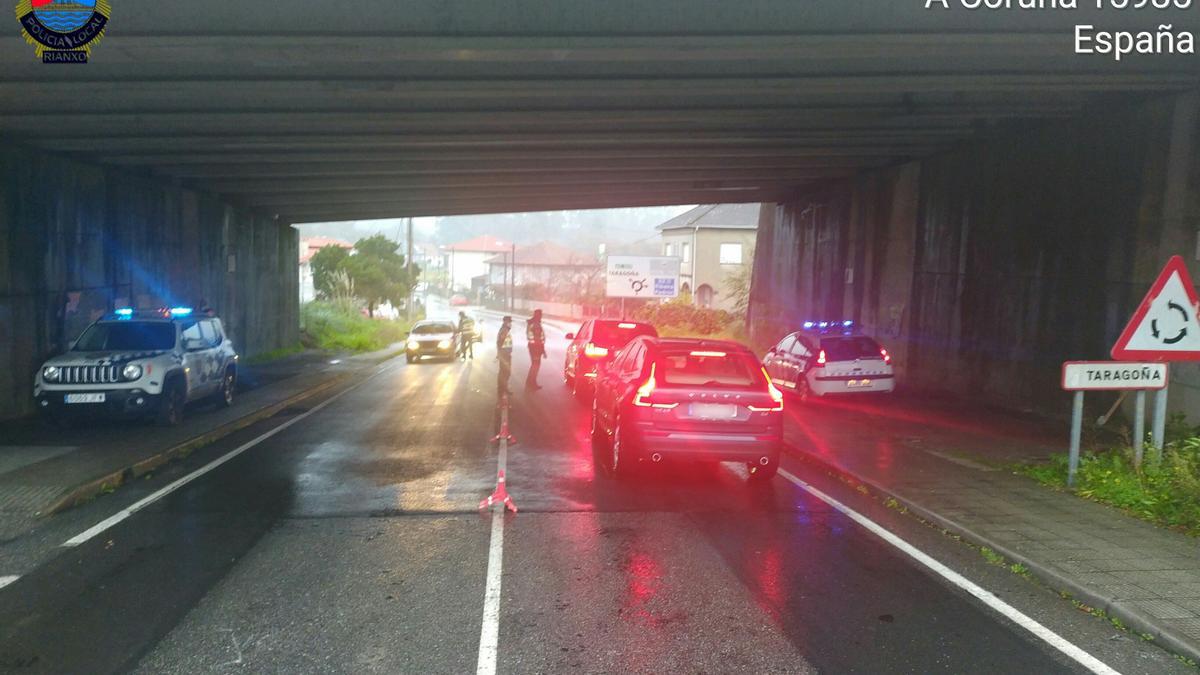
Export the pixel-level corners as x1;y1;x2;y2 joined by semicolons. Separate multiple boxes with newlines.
0;308;1187;674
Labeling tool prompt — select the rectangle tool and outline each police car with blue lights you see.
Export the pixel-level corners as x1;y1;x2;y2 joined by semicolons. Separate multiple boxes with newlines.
762;320;894;400
34;306;239;426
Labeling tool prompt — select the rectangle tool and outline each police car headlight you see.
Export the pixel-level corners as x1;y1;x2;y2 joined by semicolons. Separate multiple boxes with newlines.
437;339;451;350
407;340;420;351
42;366;61;382
122;363;143;381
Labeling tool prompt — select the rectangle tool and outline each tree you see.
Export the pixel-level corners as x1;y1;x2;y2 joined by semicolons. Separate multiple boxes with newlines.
342;234;417;318
310;245;350;300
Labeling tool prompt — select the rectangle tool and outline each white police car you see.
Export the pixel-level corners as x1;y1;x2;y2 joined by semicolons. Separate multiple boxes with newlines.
762;320;894;400
34;307;239;425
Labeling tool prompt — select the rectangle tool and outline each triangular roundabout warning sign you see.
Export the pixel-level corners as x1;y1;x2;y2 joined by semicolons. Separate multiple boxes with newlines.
1112;255;1200;361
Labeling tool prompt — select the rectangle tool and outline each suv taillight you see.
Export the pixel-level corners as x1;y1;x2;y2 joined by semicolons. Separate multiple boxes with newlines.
815;349;827;367
749;367;785;412
880;347;891;364
632;364;678;409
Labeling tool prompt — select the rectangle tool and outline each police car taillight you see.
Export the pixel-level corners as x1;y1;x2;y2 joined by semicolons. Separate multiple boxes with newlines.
816;349;827;366
880;347;891;364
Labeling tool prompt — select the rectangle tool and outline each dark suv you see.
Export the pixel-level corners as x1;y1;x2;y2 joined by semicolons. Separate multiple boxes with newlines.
563;319;657;399
590;337;783;480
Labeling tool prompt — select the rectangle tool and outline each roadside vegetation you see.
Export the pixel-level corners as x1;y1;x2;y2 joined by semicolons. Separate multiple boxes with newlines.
301;300;412;352
634;295;753;342
1012;415;1200;536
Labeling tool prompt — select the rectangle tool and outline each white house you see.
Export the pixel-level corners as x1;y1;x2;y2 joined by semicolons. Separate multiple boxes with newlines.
443;235;511;293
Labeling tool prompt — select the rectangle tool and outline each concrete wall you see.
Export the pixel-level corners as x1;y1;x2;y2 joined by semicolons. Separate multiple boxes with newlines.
0;143;299;420
750;92;1200;413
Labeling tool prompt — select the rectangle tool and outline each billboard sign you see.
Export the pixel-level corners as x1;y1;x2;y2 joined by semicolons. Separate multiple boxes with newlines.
605;256;680;299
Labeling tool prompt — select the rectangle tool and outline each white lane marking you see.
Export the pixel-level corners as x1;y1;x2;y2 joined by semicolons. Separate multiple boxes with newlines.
777;469;1120;675
476;402;509;675
0;575;19;590
62;361;400;548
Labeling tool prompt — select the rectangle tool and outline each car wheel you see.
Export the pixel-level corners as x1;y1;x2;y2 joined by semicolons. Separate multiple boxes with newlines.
590;405;609;471
571;372;590;403
747;453;780;482
213;368;235;408
406;354;415;364
796;377;812;403
157;379;185;426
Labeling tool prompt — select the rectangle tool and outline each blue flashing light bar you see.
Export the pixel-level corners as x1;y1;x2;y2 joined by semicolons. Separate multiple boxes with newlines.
802;319;857;331
168;307;193;317
115;307;134;316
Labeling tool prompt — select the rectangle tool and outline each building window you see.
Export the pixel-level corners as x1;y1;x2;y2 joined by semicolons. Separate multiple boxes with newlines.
664;243;674;256
681;242;690;263
719;243;743;265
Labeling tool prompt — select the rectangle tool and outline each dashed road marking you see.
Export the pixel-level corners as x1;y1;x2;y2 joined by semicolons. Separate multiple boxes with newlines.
476;399;510;675
0;575;19;590
778;468;1120;675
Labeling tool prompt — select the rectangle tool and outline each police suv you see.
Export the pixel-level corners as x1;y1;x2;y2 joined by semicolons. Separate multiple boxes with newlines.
34;307;239;425
763;321;894;400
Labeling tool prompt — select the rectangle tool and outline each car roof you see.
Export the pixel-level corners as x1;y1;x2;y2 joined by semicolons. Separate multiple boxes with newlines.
648;337;754;354
593;319;652;326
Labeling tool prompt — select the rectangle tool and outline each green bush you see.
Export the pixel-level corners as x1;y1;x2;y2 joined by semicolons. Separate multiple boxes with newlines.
300;301;411;352
1014;438;1200;536
634;298;736;336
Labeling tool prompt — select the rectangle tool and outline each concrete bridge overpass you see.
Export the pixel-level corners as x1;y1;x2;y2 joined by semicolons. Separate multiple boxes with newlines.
1;0;1199;417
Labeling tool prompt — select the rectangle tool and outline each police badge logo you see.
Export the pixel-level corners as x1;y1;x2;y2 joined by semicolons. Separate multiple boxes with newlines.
15;0;109;63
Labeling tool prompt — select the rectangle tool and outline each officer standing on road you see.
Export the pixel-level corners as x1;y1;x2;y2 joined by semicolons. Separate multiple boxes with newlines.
525;309;546;391
496;315;513;395
457;310;475;360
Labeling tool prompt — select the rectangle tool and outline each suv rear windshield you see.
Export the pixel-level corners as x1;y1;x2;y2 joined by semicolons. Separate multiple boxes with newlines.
412;322;455;334
74;321;176;351
592;321;657;347
656;349;760;387
820;336;883;361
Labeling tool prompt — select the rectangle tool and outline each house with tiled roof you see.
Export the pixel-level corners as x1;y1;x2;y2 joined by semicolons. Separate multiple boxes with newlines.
657;204;763;311
485;241;601;300
442;235;511;293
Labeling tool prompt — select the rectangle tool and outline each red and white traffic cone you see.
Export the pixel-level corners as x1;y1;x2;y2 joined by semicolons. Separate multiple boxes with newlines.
479;469;518;513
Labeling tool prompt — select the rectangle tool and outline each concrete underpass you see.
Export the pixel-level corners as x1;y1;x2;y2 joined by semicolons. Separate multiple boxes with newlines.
3;3;1200;672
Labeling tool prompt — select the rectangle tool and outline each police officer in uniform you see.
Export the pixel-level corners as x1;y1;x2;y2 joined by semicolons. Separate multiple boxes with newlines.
496;316;513;395
525;309;546;391
457;311;475;360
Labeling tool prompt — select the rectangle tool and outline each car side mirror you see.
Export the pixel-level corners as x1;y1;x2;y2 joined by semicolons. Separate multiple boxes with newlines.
565;332;574;340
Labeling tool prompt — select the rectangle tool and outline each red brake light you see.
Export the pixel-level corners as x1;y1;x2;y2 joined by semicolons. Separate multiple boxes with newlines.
618;322;637;329
816;349;827;366
880;347;891;364
584;343;609;359
689;350;726;358
633;364;677;409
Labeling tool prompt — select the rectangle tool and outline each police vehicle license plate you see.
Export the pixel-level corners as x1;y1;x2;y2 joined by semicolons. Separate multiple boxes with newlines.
65;393;105;404
689;403;737;418
846;379;872;388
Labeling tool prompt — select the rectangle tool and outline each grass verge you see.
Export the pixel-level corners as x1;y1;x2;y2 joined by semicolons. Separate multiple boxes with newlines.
300;301;412;352
1011;439;1200;536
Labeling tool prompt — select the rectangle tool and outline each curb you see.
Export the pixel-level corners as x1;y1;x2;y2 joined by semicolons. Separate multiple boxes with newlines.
41;374;351;516
782;443;1200;665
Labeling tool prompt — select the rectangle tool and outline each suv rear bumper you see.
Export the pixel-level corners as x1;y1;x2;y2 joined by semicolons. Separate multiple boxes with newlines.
36;388;161;418
632;423;781;463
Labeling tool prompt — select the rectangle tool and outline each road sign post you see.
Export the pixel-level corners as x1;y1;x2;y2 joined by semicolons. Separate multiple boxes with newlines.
1134;390;1146;467
1061;361;1168;485
1068;391;1084;488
